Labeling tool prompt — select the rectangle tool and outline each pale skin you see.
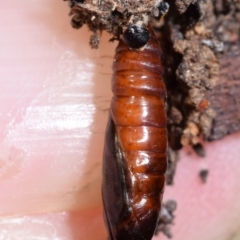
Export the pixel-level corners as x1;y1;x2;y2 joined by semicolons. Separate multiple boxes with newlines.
0;1;240;239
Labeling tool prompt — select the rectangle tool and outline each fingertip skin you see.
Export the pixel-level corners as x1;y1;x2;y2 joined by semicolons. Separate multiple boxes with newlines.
102;26;167;240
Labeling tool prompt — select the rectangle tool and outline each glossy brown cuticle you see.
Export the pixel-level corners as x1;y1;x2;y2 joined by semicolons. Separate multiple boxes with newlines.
102;27;167;240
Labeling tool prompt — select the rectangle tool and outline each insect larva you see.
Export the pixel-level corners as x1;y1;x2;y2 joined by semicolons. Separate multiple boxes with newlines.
102;25;168;240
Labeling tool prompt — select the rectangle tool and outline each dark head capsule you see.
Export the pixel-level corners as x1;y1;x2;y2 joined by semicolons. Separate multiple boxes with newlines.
158;1;169;16
122;25;150;49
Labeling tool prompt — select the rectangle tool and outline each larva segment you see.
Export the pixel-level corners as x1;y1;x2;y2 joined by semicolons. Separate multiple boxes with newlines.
102;27;167;240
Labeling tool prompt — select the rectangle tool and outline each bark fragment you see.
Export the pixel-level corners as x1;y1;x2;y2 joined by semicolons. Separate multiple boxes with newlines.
159;0;240;150
206;46;240;140
64;0;166;48
155;200;177;238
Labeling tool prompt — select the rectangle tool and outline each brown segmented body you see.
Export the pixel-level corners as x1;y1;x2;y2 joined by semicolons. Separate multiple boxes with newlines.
102;27;167;240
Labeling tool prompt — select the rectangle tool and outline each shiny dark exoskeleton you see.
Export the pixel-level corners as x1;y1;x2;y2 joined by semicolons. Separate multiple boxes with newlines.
102;25;168;240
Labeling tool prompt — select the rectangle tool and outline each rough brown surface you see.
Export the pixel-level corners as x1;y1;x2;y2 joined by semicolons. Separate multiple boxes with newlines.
157;0;240;151
206;45;240;140
64;0;167;47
